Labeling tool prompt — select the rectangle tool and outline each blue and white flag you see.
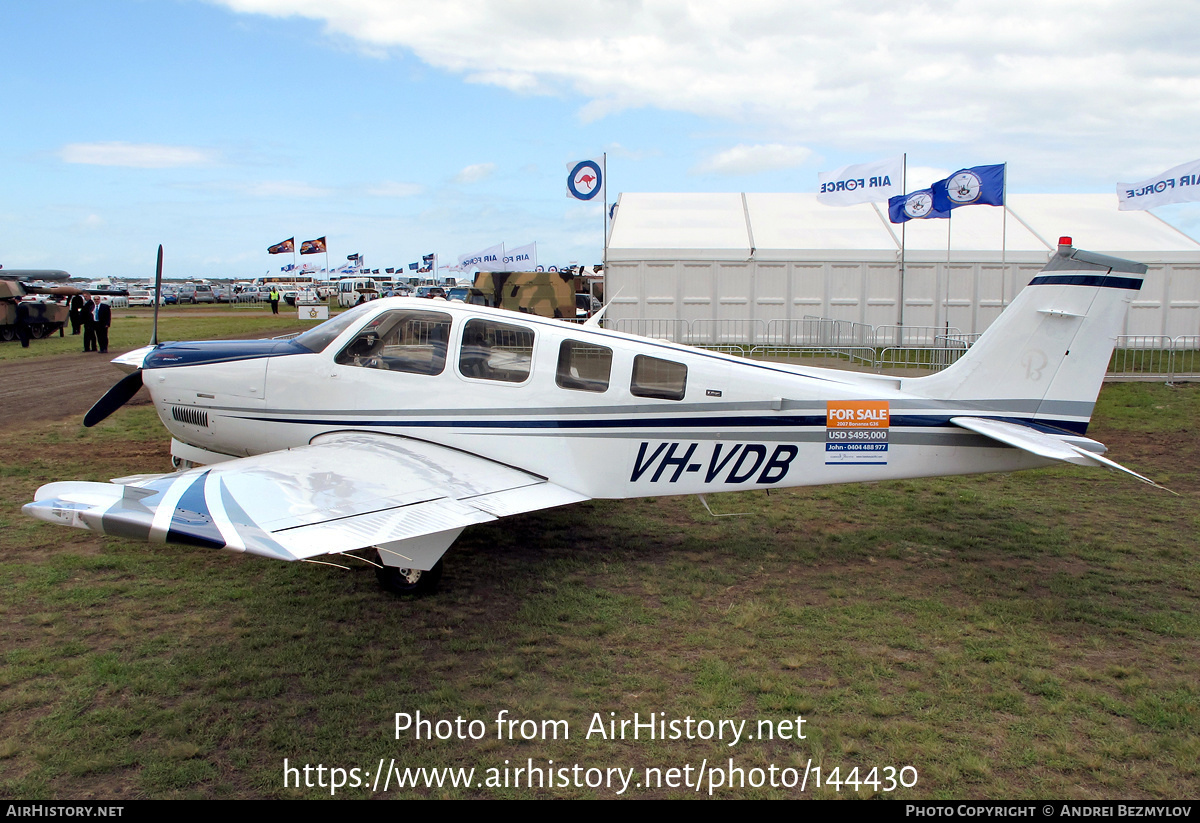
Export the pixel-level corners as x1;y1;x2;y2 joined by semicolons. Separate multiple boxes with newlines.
818;155;903;206
888;190;949;224
931;164;1005;212
1118;158;1200;210
567;157;604;201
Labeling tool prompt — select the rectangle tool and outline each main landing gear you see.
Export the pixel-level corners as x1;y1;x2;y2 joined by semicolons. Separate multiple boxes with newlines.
373;550;444;596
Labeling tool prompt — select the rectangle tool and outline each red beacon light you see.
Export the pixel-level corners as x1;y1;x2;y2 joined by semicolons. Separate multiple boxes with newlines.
1058;236;1073;247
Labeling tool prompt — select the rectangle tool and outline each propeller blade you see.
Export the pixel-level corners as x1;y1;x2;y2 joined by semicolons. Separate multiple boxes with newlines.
151;245;163;346
83;370;144;428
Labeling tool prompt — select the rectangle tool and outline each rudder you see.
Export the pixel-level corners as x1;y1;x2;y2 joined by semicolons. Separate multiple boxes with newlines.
908;240;1146;432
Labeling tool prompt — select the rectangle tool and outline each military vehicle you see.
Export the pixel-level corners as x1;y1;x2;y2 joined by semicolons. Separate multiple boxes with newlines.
472;270;575;318
0;270;127;342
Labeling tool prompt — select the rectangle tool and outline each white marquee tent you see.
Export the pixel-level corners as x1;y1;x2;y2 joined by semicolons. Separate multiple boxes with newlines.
604;193;1200;338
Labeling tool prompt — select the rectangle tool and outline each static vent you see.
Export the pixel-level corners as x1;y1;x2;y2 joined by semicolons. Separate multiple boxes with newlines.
171;406;209;428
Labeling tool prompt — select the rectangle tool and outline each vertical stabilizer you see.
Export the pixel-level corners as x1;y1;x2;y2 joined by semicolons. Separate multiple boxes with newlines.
908;240;1145;432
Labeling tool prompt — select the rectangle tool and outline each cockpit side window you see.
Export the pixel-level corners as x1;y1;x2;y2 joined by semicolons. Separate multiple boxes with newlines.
334;310;451;375
458;318;534;383
292;302;375;353
630;355;687;400
556;340;612;393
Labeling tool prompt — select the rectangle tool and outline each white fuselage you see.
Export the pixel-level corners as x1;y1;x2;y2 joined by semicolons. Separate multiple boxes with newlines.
142;298;1063;500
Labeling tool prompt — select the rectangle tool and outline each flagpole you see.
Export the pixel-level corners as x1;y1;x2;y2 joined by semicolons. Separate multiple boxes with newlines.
602;152;609;269
1001;162;1008;308
899;153;907;329
945;212;952;333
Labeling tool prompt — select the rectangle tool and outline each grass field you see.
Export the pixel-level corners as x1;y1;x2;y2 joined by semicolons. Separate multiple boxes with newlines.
0;304;310;362
0;315;1197;799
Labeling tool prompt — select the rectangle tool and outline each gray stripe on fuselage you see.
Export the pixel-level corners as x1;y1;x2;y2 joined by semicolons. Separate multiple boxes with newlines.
474;430;1003;447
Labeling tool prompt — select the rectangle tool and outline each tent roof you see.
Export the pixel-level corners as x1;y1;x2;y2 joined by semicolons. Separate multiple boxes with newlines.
606;193;1200;263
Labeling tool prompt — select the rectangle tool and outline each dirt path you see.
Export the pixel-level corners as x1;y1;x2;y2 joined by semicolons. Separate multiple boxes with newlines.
0;324;303;433
0;349;151;432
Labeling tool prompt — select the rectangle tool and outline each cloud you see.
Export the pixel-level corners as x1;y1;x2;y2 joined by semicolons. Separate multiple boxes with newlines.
694;144;812;176
454;163;496;184
61;142;218;168
212;0;1200;178
904;166;953;192
367;181;425;197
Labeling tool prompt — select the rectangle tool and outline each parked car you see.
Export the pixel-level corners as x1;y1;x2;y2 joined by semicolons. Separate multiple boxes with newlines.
128;289;163;307
576;292;601;318
448;287;490;306
178;284;216;304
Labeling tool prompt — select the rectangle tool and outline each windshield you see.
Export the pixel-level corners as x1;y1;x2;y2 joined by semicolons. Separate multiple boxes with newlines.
291;303;376;353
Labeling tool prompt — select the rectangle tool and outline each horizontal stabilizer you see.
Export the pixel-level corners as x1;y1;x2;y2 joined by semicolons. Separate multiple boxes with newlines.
950;417;1171;492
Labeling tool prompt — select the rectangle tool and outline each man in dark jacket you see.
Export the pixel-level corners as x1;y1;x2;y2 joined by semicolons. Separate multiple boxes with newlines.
69;293;85;335
11;298;30;348
81;292;97;351
90;295;112;353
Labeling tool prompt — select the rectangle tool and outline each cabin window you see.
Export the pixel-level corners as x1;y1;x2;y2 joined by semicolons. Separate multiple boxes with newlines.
630;355;687;400
334;310;451;375
556;340;612;393
458;318;535;383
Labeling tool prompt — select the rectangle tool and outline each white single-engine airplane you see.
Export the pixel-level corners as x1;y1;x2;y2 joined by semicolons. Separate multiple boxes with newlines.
25;239;1161;594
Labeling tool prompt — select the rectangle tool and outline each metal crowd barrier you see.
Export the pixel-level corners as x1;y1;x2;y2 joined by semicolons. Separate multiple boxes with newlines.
605;319;1199;381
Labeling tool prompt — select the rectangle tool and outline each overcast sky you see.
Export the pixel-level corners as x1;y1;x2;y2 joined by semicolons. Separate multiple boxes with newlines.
4;0;1198;280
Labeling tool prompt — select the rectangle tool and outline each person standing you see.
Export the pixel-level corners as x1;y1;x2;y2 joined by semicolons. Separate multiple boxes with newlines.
269;287;280;315
69;292;85;335
90;294;112;353
11;298;30;348
81;291;97;352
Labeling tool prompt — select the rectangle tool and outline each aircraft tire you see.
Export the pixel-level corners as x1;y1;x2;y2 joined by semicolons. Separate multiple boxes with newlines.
374;555;444;596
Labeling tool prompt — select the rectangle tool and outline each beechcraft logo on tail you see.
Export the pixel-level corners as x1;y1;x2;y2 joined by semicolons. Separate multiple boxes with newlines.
826;401;889;465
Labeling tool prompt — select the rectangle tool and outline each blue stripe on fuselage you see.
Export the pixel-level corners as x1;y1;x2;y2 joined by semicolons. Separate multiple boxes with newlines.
228;412;1090;435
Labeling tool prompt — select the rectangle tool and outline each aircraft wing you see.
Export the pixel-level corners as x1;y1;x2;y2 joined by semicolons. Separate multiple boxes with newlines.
949;416;1169;491
24;432;589;568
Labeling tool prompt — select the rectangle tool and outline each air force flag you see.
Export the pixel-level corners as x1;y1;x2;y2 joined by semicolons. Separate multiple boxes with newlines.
888;190;949;223
504;242;537;270
567;157;604;201
1118;158;1200;210
458;243;505;273
931;164;1005;212
817;155;903;206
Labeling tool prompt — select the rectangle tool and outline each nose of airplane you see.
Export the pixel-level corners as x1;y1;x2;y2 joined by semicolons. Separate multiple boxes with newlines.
111;345;156;374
